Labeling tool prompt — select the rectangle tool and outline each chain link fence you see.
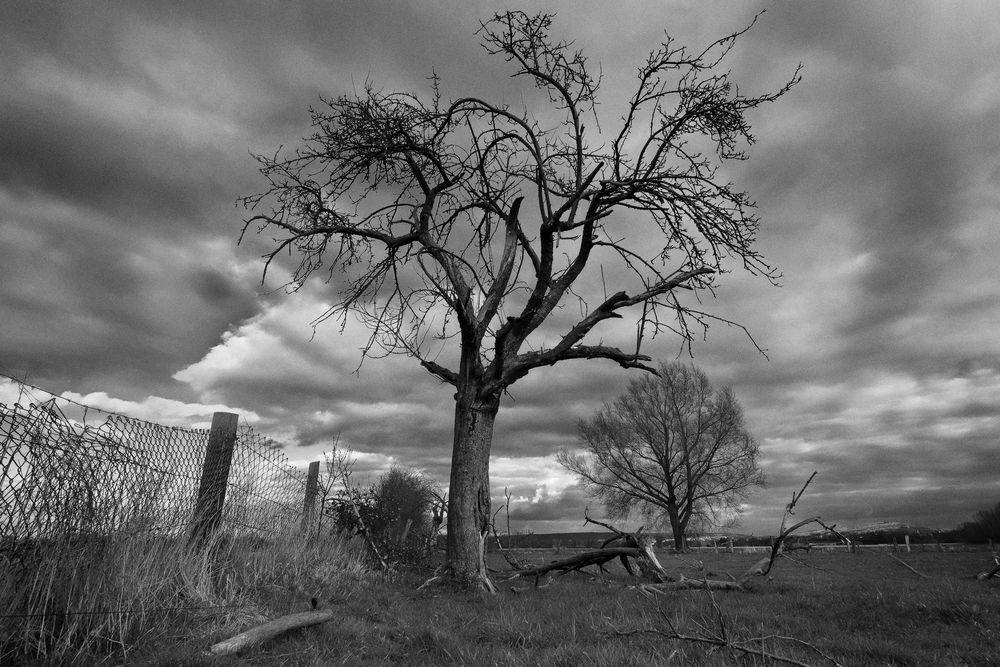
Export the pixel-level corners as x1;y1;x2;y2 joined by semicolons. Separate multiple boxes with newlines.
0;376;312;547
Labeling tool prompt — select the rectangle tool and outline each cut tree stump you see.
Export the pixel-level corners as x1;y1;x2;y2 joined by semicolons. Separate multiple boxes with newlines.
206;609;336;657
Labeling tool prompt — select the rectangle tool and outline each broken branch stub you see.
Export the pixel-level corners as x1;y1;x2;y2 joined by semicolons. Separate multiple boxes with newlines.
737;472;851;583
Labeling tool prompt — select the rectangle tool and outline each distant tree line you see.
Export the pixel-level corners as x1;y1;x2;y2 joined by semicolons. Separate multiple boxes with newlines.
948;501;1000;544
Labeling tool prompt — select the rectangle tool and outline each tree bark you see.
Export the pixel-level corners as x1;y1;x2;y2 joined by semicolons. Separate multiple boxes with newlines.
666;505;684;550
445;391;499;590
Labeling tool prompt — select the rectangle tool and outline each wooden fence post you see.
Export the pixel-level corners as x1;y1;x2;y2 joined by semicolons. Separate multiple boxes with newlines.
189;412;239;547
301;461;321;534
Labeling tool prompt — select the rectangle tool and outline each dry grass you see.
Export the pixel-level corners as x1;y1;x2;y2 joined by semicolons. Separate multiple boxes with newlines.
0;529;371;665
5;540;997;665
175;547;999;666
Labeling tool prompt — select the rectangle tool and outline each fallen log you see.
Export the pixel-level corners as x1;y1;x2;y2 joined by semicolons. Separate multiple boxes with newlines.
206;609;336;657
584;512;666;580
506;546;655;581
637;575;744;596
506;473;848;595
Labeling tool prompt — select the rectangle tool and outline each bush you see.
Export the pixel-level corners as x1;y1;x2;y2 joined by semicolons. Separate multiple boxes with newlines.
325;466;442;565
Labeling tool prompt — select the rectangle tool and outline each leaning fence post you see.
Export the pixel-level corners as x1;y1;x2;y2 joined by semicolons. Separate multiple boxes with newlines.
301;461;321;534
189;412;239;547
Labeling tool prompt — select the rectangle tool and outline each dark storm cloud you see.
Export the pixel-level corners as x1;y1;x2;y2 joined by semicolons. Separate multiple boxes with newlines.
0;94;230;227
736;2;999;372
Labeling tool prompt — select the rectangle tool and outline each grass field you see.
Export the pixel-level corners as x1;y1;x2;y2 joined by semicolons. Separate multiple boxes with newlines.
131;546;999;666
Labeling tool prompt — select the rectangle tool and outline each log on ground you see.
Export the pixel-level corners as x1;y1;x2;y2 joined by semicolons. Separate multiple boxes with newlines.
505;547;654;580
206;609;336;657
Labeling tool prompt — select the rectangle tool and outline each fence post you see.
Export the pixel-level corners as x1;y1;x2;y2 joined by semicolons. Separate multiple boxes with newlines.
301;460;321;534
189;412;239;547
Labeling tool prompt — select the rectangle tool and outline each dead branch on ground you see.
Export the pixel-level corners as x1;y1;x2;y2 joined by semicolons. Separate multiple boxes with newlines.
636;575;743;594
206;608;336;657
508;473;848;594
506;547;661;585
887;552;929;579
738;472;851;582
976;553;1000;581
506;510;668;585
638;472;850;595
585;510;667;579
609;594;842;666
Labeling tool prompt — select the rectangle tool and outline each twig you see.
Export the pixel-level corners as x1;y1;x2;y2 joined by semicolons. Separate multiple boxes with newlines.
490;488;529;571
609;622;839;666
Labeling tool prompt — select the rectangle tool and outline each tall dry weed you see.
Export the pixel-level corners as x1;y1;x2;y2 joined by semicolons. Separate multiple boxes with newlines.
0;528;371;664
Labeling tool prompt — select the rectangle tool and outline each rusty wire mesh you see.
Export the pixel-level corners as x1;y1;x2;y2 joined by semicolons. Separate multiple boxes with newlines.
0;376;310;545
224;423;310;535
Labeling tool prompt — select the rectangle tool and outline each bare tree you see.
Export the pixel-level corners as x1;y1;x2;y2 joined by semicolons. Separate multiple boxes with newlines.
558;362;764;549
241;11;799;588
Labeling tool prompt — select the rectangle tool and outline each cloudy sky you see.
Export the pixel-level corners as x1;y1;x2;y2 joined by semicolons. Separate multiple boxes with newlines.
2;1;998;535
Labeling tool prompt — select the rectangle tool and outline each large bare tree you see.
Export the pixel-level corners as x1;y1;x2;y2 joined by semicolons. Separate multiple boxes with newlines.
241;11;798;588
559;362;764;549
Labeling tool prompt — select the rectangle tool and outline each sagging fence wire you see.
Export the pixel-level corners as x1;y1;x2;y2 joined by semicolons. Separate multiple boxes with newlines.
1;603;249;620
0;373;312;546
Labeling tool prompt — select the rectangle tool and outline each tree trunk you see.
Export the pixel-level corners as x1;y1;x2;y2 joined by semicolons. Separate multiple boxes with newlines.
667;505;684;550
445;391;499;590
